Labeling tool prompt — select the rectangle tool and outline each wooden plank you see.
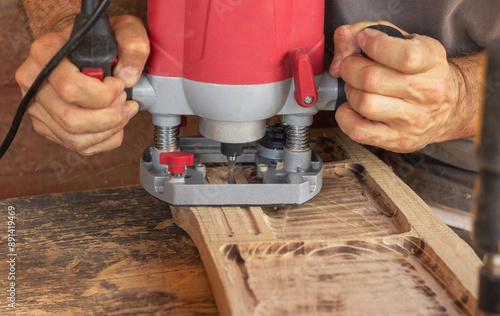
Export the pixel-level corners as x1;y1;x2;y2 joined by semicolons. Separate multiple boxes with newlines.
0;186;218;315
0;129;481;315
172;128;482;316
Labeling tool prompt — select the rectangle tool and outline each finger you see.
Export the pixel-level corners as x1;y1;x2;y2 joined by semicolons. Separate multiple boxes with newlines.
18;31;125;109
111;15;150;88
335;102;392;144
341;53;447;103
48;59;125;109
335;103;422;153
35;87;133;134
358;29;445;74
28;102;129;153
340;54;416;99
30;116;65;146
15;55;45;93
329;21;406;77
79;130;125;156
345;84;415;125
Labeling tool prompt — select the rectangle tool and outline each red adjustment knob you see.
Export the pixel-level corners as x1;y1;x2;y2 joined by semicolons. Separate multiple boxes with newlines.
159;152;194;174
82;68;104;81
290;48;318;108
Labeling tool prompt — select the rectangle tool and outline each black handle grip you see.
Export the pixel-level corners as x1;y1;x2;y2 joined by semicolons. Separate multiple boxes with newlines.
336;25;405;107
474;36;500;316
68;0;117;79
474;37;500;254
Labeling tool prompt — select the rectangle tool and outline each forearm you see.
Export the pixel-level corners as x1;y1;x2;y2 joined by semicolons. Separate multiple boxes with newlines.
442;52;486;142
19;0;81;39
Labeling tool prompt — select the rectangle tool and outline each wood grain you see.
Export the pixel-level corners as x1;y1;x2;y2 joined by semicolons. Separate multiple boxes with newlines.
172;128;482;316
0;186;218;315
0;129;481;315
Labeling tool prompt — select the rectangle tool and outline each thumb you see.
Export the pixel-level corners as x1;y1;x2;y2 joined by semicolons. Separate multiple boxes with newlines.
329;21;404;77
111;15;150;88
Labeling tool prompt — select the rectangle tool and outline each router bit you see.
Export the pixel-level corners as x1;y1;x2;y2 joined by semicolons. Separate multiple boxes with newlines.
221;143;244;184
227;154;237;184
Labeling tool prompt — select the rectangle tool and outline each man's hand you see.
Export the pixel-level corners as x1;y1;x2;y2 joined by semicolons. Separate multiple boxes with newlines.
330;21;482;153
15;15;149;156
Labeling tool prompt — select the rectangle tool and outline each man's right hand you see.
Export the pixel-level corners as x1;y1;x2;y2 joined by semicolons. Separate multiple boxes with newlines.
15;15;149;156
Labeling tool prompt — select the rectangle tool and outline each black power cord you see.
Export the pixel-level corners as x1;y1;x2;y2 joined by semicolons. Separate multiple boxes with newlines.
0;0;111;160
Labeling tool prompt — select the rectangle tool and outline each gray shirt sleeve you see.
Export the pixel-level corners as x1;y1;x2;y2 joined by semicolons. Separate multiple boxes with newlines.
325;0;500;57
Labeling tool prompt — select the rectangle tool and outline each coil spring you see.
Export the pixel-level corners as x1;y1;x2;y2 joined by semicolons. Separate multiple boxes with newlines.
154;125;179;152
285;125;310;152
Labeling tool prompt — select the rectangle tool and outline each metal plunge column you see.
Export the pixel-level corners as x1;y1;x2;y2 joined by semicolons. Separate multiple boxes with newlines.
283;115;313;173
151;116;181;173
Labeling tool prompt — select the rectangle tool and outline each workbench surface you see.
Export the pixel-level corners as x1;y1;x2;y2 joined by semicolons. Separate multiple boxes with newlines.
0;131;483;316
0;186;218;315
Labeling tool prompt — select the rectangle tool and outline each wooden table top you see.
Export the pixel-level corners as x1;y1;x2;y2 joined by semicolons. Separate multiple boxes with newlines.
0;185;218;315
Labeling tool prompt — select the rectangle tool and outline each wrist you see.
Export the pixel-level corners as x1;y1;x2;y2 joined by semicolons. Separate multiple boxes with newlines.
445;60;467;137
433;55;483;143
20;1;80;39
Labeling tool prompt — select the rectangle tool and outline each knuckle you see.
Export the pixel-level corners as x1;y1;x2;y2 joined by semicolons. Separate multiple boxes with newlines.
356;93;375;117
333;25;349;40
401;48;422;72
60;108;83;134
68;139;91;153
427;36;447;59
428;80;447;104
29;40;45;60
26;106;40;120
111;134;124;150
57;77;80;103
122;34;150;57
14;67;30;91
396;135;419;153
412;112;428;129
79;148;96;156
360;68;382;90
30;33;65;59
31;121;48;138
349;128;368;144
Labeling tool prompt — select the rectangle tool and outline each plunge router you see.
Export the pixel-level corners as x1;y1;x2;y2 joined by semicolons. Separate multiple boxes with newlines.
68;0;403;206
130;0;344;206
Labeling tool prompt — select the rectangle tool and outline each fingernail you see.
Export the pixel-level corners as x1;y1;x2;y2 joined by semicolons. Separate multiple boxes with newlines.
330;55;342;77
358;32;367;48
332;54;341;65
359;28;380;48
117;67;141;87
335;25;348;37
128;102;139;121
116;83;125;98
